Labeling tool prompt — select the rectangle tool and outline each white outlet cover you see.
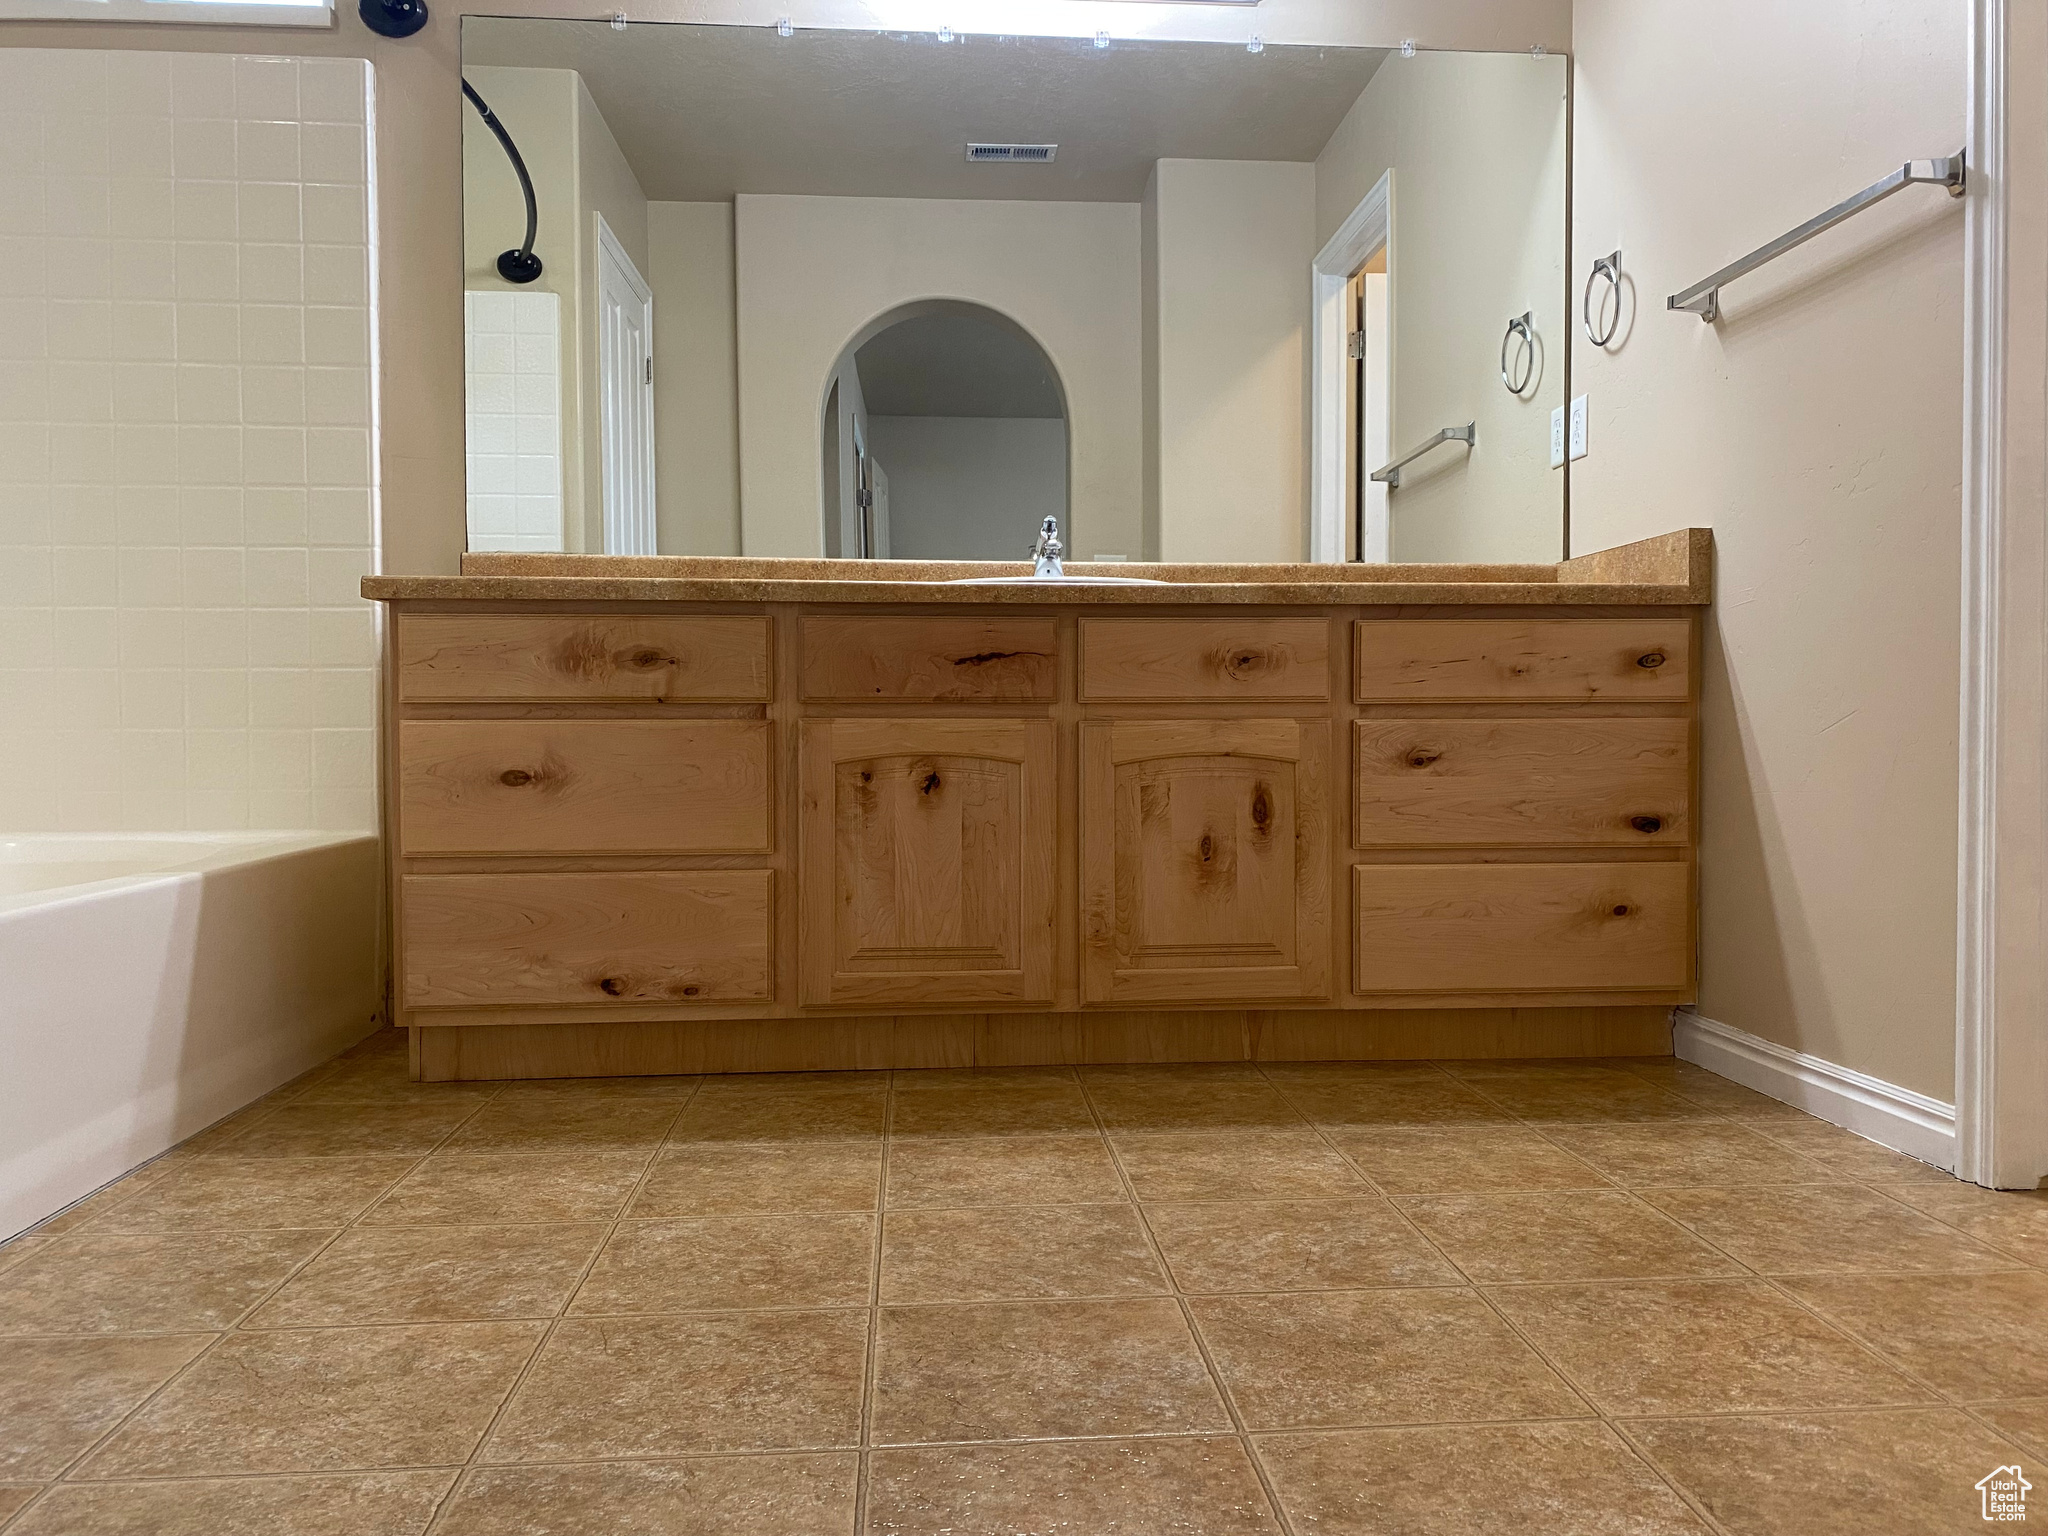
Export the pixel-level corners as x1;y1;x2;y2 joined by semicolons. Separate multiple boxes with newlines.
1568;394;1590;461
1550;406;1566;469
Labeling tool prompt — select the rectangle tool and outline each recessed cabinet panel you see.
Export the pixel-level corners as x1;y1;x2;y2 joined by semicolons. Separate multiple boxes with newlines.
402;870;773;1008
399;718;772;855
397;615;770;702
801;718;1056;1006
1080;619;1330;702
1353;718;1691;846
801;616;1058;702
1354;862;1692;994
1082;719;1330;1004
1354;619;1691;702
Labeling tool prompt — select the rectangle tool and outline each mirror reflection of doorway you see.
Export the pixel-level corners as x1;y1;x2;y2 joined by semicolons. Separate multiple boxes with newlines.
820;301;1068;560
1349;250;1390;562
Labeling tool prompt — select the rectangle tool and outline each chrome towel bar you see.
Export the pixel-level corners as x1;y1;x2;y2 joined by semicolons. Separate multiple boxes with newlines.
1669;152;1965;322
1370;423;1475;488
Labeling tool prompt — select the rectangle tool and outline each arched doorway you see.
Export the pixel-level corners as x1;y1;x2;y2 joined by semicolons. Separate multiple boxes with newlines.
820;300;1068;560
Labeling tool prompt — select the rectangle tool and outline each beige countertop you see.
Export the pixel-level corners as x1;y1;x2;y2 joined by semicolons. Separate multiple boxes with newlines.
363;529;1711;607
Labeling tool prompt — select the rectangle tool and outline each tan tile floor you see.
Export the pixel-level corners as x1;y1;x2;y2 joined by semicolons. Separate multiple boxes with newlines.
1;1034;2045;1534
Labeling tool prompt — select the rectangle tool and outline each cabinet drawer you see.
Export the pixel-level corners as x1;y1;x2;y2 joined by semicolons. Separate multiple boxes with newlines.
402;870;772;1007
399;719;771;854
397;615;769;703
1354;619;1690;702
1354;718;1690;847
802;617;1056;702
1080;619;1329;702
1353;862;1692;994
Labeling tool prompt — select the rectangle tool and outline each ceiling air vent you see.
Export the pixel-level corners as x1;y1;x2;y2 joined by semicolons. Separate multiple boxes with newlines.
966;143;1057;163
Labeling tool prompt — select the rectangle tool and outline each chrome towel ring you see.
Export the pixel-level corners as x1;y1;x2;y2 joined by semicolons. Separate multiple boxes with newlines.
1500;312;1536;395
1583;249;1622;347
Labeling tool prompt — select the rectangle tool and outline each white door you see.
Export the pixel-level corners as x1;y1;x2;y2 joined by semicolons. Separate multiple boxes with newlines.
596;215;657;555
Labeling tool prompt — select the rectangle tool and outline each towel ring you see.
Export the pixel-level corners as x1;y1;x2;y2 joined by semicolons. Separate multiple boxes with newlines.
1500;312;1536;395
1583;249;1622;347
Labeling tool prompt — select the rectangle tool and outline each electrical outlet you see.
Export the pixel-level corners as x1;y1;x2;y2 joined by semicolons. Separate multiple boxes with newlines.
1550;406;1566;469
1568;394;1590;461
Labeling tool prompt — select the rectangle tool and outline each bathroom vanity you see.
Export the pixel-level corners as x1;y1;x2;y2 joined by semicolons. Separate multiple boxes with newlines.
364;530;1709;1080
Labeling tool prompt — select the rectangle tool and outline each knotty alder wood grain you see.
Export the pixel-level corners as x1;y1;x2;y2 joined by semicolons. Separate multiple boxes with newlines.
1081;718;1331;1005
397;615;770;702
801;718;1057;1007
1353;861;1693;994
1355;618;1692;702
800;616;1058;702
1079;618;1330;701
398;718;771;855
402;870;773;1007
1353;718;1691;847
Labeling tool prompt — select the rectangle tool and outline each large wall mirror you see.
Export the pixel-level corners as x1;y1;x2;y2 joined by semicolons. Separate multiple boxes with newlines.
460;19;1568;565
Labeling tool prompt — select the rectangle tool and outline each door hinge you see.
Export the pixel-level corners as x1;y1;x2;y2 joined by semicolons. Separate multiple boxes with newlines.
643;355;653;384
1346;330;1368;360
856;488;874;509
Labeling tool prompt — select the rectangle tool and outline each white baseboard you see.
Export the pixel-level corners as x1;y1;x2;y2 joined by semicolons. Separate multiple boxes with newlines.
1672;1009;1957;1172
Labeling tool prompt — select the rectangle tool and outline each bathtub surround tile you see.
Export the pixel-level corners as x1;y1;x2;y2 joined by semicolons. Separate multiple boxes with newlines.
1541;1122;1833;1187
0;1333;213;1480
1642;1185;2014;1274
1489;1279;1932;1415
219;1101;482;1158
1394;1191;1742;1283
1189;1288;1586;1430
1778;1270;2048;1400
570;1214;876;1314
1257;1422;1711;1536
884;1134;1123;1209
866;1438;1284;1536
436;1456;859;1536
1144;1199;1460;1294
248;1224;608;1327
483;1311;869;1460
879;1205;1166;1303
871;1299;1229;1444
82;1322;544;1478
88;1155;414;1232
0;1229;330;1333
6;1471;456;1536
632;1142;883;1217
442;1097;682;1154
1624;1409;2026;1536
1110;1129;1372;1202
1323;1125;1611;1195
366;1151;651;1226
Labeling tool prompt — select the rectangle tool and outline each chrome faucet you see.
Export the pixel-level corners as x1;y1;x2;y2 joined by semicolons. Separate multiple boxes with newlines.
1030;516;1064;579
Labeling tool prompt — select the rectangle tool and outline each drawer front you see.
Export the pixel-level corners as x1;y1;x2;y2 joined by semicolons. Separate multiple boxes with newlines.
1353;861;1692;994
1354;718;1690;847
802;616;1056;702
1081;619;1330;702
399;719;771;854
1354;618;1690;702
398;615;770;703
402;870;772;1007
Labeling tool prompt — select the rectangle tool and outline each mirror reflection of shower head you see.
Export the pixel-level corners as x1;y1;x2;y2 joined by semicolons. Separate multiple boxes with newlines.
461;80;544;284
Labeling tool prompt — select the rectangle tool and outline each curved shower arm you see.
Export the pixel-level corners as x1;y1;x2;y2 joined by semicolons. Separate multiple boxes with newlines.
462;79;544;284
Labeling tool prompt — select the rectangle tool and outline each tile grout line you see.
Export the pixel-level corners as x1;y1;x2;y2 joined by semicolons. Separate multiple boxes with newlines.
1070;1068;1302;1536
417;1075;706;1536
853;1080;900;1536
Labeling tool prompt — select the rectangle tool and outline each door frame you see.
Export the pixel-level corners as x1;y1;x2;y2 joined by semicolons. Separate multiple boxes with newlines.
1309;171;1391;563
594;212;657;556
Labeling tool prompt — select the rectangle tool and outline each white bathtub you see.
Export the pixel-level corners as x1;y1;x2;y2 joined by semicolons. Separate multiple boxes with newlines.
0;832;383;1240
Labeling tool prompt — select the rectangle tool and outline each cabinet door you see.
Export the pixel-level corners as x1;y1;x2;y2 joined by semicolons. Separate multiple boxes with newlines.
1081;719;1330;1004
801;718;1056;1007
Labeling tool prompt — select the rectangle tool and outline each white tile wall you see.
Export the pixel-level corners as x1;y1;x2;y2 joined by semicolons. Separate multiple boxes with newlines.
0;49;377;833
465;289;563;552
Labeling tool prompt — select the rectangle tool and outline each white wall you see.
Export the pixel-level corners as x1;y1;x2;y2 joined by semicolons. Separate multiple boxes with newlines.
1570;0;1965;1100
1316;49;1569;562
865;416;1068;561
733;193;1142;559
0;49;379;833
1149;159;1317;563
647;200;740;556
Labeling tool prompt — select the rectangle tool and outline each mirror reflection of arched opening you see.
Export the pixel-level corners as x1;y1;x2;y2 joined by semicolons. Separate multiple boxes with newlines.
820;300;1069;560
